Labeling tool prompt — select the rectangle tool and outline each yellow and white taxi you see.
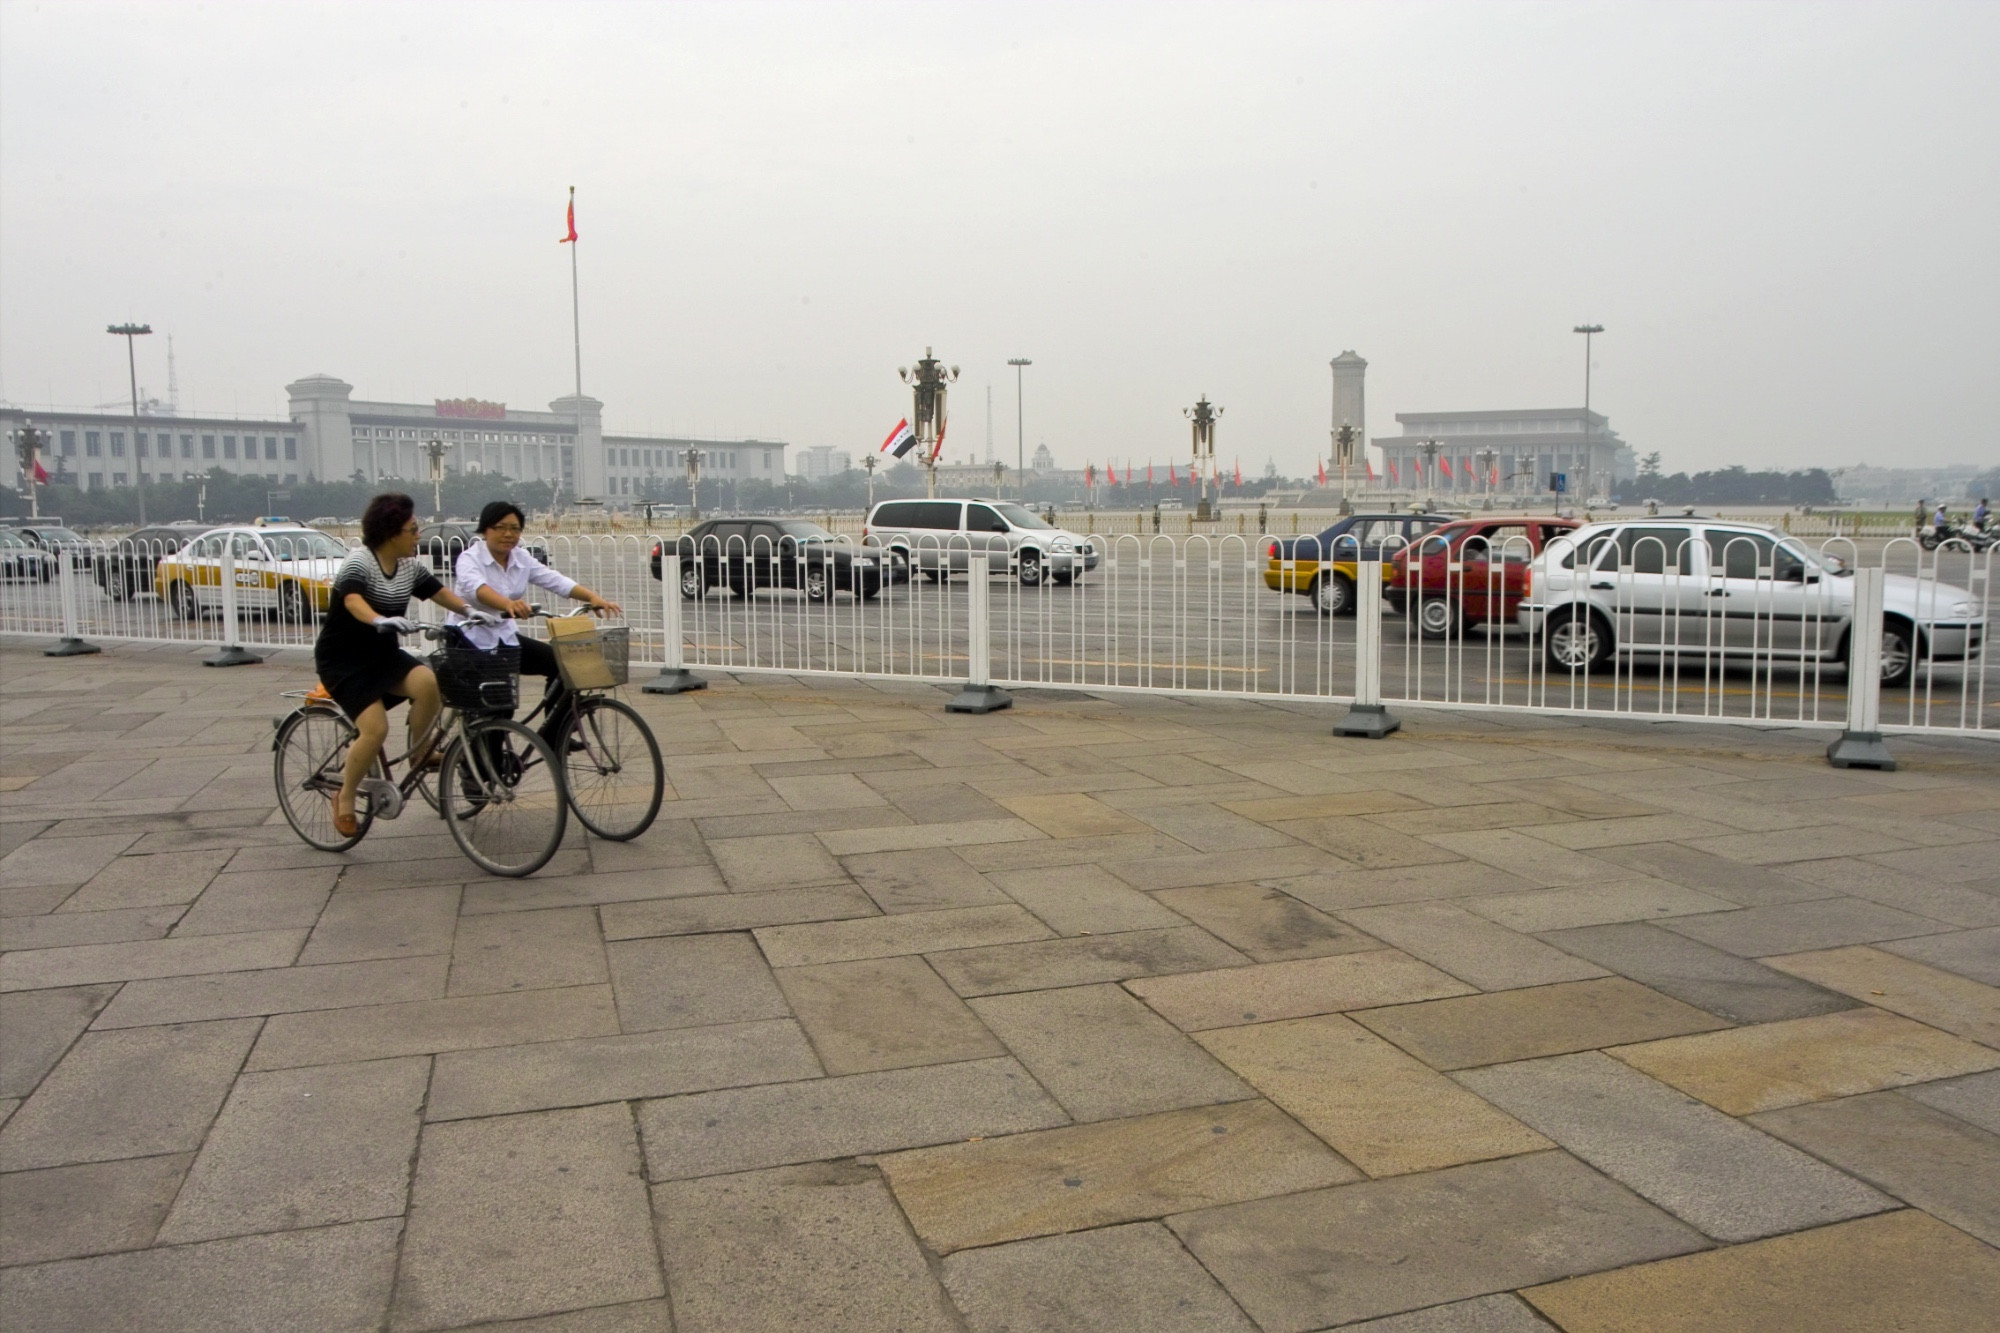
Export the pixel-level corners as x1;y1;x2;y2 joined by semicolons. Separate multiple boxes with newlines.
156;526;351;622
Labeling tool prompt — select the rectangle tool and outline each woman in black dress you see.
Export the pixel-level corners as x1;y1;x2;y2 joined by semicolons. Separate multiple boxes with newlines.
315;493;482;835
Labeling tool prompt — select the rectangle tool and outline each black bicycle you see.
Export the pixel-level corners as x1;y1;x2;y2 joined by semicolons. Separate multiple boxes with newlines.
522;617;665;841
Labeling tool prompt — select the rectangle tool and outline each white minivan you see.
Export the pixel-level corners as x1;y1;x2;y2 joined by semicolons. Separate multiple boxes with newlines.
862;498;1098;586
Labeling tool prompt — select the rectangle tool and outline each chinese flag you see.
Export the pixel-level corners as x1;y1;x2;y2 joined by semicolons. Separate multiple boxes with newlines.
32;458;51;484
1147;462;1154;485
1389;461;1400;484
1233;460;1242;486
1440;457;1454;480
1317;459;1326;486
1107;461;1118;485
1169;463;1179;486
1366;459;1377;482
560;191;577;244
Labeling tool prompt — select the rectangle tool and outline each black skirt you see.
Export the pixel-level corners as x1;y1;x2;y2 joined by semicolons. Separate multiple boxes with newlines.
315;640;427;722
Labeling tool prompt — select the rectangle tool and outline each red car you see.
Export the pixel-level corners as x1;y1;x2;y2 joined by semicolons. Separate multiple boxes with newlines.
1387;516;1581;638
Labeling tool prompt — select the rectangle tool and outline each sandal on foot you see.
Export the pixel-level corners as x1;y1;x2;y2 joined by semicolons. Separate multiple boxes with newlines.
332;801;360;838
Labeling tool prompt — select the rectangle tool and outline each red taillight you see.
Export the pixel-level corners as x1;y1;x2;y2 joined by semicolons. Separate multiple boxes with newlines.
1266;540;1279;558
862;526;871;541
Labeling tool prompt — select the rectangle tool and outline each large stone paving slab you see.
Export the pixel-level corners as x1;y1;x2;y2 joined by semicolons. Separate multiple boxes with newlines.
1763;944;2000;1048
939;1222;1259;1333
1536;921;1857;1025
755;902;1052;967
1168;1150;1707;1332
1522;1209;2000;1332
774;954;1004;1073
878;1098;1357;1253
1658;897;1948;958
1903;1068;2000;1134
927;925;1249;996
1352;977;1731;1070
1125;949;1473;1031
1337;900;1610;990
0;982;116;1095
0;1152;192;1266
606;932;789;1031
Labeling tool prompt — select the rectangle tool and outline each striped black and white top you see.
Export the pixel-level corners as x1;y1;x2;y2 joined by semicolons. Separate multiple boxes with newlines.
331;548;443;618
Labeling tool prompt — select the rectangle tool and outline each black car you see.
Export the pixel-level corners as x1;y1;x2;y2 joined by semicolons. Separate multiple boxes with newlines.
93;523;210;599
418;523;552;574
0;531;57;582
13;524;94;570
651;519;892;601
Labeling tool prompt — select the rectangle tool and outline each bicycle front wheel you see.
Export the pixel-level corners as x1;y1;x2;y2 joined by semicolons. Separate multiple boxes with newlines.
563;697;665;841
273;707;374;851
439;717;568;877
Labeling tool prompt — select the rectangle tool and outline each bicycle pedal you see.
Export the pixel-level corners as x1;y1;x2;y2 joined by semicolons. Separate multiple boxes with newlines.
360;777;405;821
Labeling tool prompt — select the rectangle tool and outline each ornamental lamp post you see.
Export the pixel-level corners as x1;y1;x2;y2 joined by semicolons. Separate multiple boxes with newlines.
900;348;959;499
992;459;1006;497
424;438;447;519
861;453;878;513
1573;323;1604;509
1418;438;1443;510
12;421;45;518
107;323;152;523
1475;446;1499;510
1185;396;1221;521
1334;422;1359;516
684;447;703;520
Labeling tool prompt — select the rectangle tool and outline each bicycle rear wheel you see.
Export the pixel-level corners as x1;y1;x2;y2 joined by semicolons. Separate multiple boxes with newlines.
273;707;375;851
563;696;664;841
439;717;568;877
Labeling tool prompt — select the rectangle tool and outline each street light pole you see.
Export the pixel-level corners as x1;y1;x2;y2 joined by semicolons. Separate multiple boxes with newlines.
861;453;877;513
1573;323;1604;508
1419;438;1442;510
1185;396;1221;521
900;348;960;499
108;323;152;523
685;447;703;520
1475;446;1499;510
1007;358;1031;488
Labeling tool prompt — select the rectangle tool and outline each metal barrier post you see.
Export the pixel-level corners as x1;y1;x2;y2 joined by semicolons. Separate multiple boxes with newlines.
642;550;707;695
1827;565;1894;769
204;545;265;667
947;552;1012;713
44;551;101;657
1332;556;1400;738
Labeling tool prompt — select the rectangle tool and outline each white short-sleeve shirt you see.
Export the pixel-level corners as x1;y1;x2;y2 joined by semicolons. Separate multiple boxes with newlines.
450;540;577;649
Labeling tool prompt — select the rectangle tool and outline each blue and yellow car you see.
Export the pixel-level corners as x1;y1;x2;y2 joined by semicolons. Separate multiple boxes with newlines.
1263;512;1454;615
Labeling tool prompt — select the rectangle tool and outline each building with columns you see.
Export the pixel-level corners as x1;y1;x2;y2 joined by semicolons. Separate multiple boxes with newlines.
6;376;785;504
1375;408;1635;501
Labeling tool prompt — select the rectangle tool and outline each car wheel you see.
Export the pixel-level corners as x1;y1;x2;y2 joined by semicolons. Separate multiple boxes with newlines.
1312;572;1354;617
804;566;829;602
860;578;881;601
169;581;200;620
1415;596;1459;639
278;581;311;623
1879;617;1917;689
1545;609;1611;672
1018;551;1043;587
680;564;703;600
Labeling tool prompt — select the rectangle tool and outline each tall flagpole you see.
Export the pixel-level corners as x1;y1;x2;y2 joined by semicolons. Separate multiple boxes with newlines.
567;185;583;509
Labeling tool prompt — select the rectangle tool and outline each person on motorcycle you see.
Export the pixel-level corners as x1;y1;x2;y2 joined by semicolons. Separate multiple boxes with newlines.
1934;502;1951;534
1976;498;1991;533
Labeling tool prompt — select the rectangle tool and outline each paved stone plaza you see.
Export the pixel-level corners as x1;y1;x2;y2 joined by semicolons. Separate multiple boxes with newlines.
2;639;1998;1332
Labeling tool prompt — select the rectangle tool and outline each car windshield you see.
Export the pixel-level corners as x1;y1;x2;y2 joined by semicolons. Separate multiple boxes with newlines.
777;521;839;540
994;503;1053;530
262;532;347;560
41;528;84;543
0;533;26;548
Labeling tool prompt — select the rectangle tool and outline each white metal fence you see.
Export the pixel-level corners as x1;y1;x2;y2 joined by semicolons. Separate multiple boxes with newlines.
2;526;1990;756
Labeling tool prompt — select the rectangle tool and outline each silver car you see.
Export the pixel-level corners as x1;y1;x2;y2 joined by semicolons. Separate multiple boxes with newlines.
1517;519;1985;687
863;498;1099;586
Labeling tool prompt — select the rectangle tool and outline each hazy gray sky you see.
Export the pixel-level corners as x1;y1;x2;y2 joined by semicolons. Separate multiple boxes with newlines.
4;0;1995;476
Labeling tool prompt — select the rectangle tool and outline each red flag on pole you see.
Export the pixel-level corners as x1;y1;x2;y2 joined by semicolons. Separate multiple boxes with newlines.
560;190;577;244
1169;463;1179;486
1147;461;1154;485
1490;463;1501;487
1107;461;1118;485
1233;460;1243;487
1365;458;1377;483
1317;458;1326;486
32;458;51;484
1389;461;1400;484
1440;457;1454;481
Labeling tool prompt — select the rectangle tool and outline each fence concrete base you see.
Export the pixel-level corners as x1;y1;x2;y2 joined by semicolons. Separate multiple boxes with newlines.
203;644;266;668
947;684;1013;714
1332;702;1401;738
1827;730;1897;771
641;668;708;695
44;636;101;658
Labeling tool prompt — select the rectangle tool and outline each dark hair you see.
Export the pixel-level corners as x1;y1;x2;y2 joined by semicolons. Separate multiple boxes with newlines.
476;500;526;533
361;493;417;550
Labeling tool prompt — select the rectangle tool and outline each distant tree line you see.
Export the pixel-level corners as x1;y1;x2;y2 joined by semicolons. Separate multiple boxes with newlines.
1617;461;1838;507
2;469;557;528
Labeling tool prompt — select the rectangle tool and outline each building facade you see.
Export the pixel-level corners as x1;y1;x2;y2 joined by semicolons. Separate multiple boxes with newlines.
1375;408;1635;501
793;446;852;480
6;375;785;505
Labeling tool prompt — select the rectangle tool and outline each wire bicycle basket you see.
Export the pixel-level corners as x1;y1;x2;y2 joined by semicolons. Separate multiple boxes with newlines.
432;627;522;711
549;620;629;691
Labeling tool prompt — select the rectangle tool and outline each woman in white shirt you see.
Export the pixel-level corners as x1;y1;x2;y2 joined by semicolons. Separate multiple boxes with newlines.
451;501;622;741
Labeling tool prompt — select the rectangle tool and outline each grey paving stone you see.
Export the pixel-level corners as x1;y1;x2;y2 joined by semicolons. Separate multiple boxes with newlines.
1594;841;1839;906
394;1104;664;1332
458;864;727;914
599;885;879;939
0;1152;191;1265
0;904;182;950
427;1018;822;1120
607;933;789;1032
1660;897;1949;957
929;926;1250;997
92;955;450;1028
169;868;336;936
0;982;117;1096
1751;1090;2000;1246
298;885;460;966
1167;1151;1706;1331
0;883;77;917
0;1216;401;1333
1792;859;2000;927
840;847;1011;912
709;831;851;890
1352;977;1731;1071
1418;830;1630;886
60;847;234;912
1537;921;1859;1024
1338;901;1610;991
756;903;1053;968
775;954;1003;1074
636;1056;1068;1180
1467;879;1735;933
447;906;607;996
656;1161;957;1333
1881;925;2000;985
435;1302;674;1332
819;817;1045;855
0;1018;260;1170
1458;1052;1891;1241
971;983;1253;1121
1151;882;1380;961
1269;860;1543;911
1126;949;1473;1031
157;1055;429;1243
247;985;620;1070
940;1221;1258;1333
1337;1294;1555;1332
1689;825;1917;864
989;864;1190;936
952;830;1191;873
0;831;140;889
0;928;307;991
1902;1069;2000;1135
1234;820;1450;872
